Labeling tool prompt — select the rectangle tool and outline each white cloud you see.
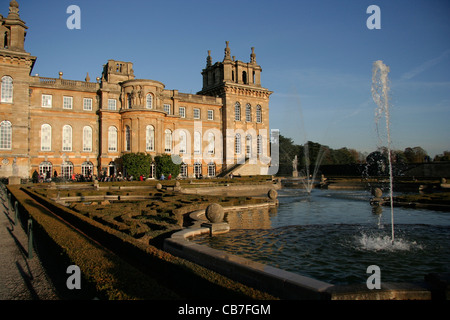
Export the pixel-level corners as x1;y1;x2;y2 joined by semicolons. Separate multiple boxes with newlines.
401;49;450;81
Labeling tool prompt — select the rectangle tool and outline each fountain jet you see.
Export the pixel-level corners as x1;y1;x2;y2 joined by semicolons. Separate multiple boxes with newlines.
371;60;395;244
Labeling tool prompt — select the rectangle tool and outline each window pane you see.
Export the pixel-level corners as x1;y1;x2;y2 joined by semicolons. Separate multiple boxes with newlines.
42;94;52;108
108;126;117;151
108;99;117;110
83;126;92;152
63;96;73;109
41;124;51;151
1;76;13;103
0;120;12;150
62;125;72;151
83;98;93;111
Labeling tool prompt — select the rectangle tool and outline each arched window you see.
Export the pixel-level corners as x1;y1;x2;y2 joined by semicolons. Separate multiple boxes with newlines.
146;125;155;151
108;126;118;152
83;126;93;152
61;161;74;179
1;76;13;103
125;125;131;151
235;102;241;121
208;162;216;177
146;93;153;109
242;71;247;84
178;130;187;154
180;163;188;178
164;129;172;153
41;124;52;151
62;125;72;151
0;120;12;150
207;132;215;154
235;133;241;155
39;161;52;178
246;104;252;122
81;161;94;177
194;131;201;155
194;162;202;177
256;105;262;123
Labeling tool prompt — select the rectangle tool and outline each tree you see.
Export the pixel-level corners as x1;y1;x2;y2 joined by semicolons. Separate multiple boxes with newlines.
434;151;450;162
404;146;428;163
154;154;180;178
121;153;152;178
366;150;388;176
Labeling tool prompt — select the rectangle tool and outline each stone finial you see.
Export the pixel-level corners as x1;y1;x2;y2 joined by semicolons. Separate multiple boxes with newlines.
205;203;224;223
250;47;256;63
224;41;231;61
206;50;212;67
8;0;20;19
59;71;63;79
85;72;90;82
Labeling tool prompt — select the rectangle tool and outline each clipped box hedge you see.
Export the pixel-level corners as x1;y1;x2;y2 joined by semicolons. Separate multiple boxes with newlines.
8;185;275;300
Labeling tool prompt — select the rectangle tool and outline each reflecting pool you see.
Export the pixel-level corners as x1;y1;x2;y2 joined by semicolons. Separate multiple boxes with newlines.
191;189;449;285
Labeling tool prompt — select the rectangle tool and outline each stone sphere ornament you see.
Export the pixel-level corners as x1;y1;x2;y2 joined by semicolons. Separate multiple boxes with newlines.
205;203;224;223
268;188;278;200
372;187;383;198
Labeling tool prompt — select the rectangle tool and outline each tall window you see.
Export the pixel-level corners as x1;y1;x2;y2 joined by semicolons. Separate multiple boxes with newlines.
146;125;155;151
256;105;262;123
246;104;252;122
125;125;131;151
39;161;52;177
180;163;188;178
194;162;202;177
81;161;94;177
194;131;201;155
41;124;52;151
1;76;13;103
127;93;132;109
108;126;117;152
0;120;12;150
146;93;153;109
257;135;263;155
83;126;93;152
246;134;252;157
83;98;93;111
63;96;73;109
178;130;187;154
61;161;74;179
108;99;117;110
235;102;241;121
62;125;72;151
208;162;216;177
207;110;214;121
207;132;215;154
164;129;172;152
235;133;241;155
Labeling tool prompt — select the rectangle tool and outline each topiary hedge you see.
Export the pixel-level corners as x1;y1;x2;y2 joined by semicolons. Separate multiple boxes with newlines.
8;185;276;300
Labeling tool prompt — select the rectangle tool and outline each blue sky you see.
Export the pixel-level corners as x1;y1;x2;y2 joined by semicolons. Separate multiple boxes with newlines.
12;0;450;157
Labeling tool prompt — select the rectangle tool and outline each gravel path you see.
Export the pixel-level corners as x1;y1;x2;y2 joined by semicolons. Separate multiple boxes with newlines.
0;186;59;300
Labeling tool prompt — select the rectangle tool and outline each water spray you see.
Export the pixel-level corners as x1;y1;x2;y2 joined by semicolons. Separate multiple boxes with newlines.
372;60;395;244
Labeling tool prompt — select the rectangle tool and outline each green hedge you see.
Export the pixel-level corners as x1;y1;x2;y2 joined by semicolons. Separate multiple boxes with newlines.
8;185;276;300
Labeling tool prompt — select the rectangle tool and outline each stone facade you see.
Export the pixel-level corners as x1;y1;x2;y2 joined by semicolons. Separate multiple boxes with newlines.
0;1;272;180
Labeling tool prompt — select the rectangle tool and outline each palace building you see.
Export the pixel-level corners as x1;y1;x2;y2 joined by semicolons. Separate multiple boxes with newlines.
0;1;273;181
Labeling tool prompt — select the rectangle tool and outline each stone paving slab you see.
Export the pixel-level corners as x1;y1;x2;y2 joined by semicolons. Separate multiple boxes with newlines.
0;187;59;300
